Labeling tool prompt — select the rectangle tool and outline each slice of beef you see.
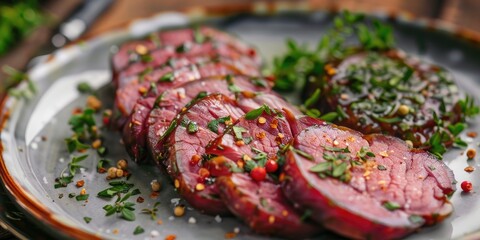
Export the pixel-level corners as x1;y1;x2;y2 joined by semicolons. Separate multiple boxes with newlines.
282;123;456;240
160;94;245;215
308;50;462;148
283;108;326;138
124;75;269;162
112;27;259;75
205;111;319;238
115;42;260;87
206;110;293;166
216;174;320;239
115;61;262;117
117;56;260;89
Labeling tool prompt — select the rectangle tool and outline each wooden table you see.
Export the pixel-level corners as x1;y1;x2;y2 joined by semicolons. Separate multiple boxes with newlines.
1;0;480;238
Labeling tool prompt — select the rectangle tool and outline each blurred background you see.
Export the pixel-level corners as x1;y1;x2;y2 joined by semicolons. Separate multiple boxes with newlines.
0;0;479;238
1;0;480;86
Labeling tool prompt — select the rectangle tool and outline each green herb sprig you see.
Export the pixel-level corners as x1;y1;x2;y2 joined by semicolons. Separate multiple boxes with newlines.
102;188;139;221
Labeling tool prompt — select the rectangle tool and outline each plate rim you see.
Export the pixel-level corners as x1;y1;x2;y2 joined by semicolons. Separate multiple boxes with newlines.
1;3;480;239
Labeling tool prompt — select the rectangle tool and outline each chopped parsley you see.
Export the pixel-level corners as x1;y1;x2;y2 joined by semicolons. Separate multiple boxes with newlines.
83;217;92;224
133;226;145;235
383;201;401;211
207;116;231;134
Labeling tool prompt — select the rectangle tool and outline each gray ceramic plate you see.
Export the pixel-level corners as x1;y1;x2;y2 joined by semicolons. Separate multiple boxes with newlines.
1;7;480;240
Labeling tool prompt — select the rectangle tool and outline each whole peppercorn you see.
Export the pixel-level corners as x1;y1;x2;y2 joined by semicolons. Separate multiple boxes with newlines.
174;205;185;217
117;159;128;170
467;149;476;159
151;180;161;192
107;167;117;179
397;105;410;116
115;168;124;178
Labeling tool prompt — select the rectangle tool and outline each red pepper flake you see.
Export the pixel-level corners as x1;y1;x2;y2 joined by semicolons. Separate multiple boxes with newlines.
270;119;278;129
467;131;478;138
136;196;145;203
241;91;256;98
112;229;119;235
72;107;83;115
76;180;85;188
138;87;148;95
225;232;237;239
165;234;176;240
256;131;266;139
279;172;286;182
198;168;210;179
265;75;275;82
465;166;475;173
235;140;245;146
150;191;160;199
190;154;201;165
98;167;106;173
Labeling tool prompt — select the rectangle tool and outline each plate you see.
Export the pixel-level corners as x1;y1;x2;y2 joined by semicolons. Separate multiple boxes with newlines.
1;7;480;240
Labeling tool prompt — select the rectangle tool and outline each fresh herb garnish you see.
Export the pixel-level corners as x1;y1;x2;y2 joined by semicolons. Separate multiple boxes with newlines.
377;165;387;171
193;26;205;44
68;108;97;140
54;154;88;188
65;136;90;153
97;181;135;198
141;202;161;220
245;104;275;120
291;147;314;161
102;189;138;221
77;82;93;94
83;217;92;223
159;72;174;82
207;116;231;134
187;121;198;134
4;65;37;100
357;146;375;161
324;146;350;153
133;226;145;235
97;159;110;173
138;67;153;82
232;126;247;140
383;201;401;211
175;43;190;53
76;194;89;201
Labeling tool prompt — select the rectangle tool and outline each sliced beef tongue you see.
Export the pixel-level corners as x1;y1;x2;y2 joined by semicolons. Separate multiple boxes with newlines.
204;110;319;238
216;174;320;239
282;123;456;240
115;43;260;87
142;76;270;164
112;27;259;75
160;94;246;215
117;56;260;89
115;60;261;118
